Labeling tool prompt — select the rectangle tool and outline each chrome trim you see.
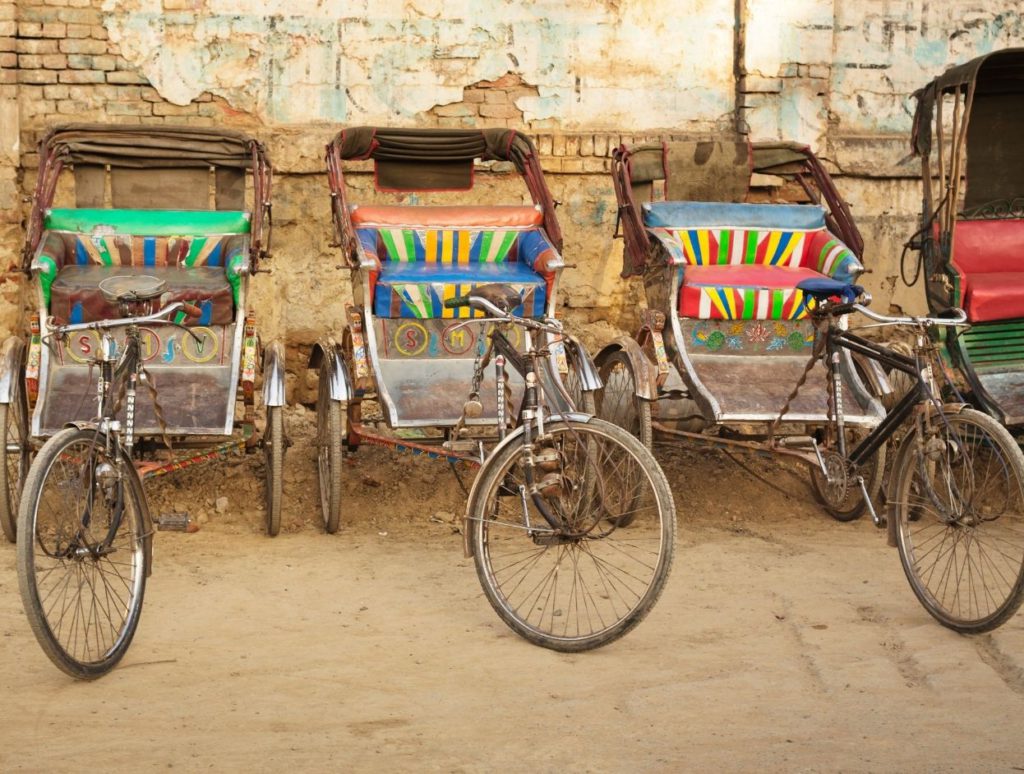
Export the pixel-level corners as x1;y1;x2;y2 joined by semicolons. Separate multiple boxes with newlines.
0;337;26;403
261;338;287;407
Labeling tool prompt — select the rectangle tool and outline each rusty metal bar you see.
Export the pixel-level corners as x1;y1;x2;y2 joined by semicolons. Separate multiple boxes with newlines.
350;422;482;466
138;438;246;481
651;421;818;466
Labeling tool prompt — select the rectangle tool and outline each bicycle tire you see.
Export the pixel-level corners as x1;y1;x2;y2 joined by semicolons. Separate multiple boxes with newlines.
596;351;653;450
470;417;675;651
263;406;284;536
17;427;148;679
316;365;344;534
0;371;29;543
809;429;887;522
891;408;1024;633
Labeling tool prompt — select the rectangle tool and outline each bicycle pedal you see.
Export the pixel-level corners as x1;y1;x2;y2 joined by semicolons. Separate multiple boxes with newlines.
155;512;198;533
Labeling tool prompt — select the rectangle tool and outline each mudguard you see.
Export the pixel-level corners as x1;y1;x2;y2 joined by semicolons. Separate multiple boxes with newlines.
261;339;287;407
593;336;658;400
0;337;26;404
307;337;352;403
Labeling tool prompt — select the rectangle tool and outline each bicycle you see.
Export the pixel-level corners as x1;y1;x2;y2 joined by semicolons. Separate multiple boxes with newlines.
448;284;676;652
796;277;1024;633
17;275;200;679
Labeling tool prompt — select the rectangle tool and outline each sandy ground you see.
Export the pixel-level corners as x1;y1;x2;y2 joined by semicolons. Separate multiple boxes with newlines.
2;406;1024;772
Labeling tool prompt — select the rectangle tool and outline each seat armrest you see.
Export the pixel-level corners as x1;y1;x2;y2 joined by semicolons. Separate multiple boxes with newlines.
805;229;862;283
646;228;688;266
31;232;67;306
355;229;383;272
517;230;563;275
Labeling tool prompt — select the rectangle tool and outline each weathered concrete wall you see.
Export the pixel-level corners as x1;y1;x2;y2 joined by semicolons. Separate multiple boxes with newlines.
3;0;1024;387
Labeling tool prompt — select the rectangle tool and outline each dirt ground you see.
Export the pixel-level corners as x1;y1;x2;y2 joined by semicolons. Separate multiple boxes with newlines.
2;405;1024;772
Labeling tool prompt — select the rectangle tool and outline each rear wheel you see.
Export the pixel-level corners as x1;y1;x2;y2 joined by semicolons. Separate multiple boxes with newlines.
263;406;284;536
0;369;30;543
596;351;653;449
17;428;148;679
470;418;675;651
316;365;344;534
891;409;1024;632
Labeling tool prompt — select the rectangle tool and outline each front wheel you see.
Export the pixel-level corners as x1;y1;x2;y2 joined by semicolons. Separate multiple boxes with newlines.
0;369;30;543
263;406;285;536
890;408;1024;633
470;418;675;651
17;428;149;679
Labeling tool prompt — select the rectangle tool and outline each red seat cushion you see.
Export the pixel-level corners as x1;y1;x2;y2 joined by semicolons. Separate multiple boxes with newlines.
951;219;1024;322
959;272;1024;323
679;264;827;320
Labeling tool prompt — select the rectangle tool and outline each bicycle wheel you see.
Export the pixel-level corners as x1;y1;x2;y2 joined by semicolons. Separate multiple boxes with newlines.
263;406;284;536
596;351;653;449
809;429;887;522
0;369;30;543
891;408;1024;633
17;428;148;679
470;418;675;651
316;365;344;534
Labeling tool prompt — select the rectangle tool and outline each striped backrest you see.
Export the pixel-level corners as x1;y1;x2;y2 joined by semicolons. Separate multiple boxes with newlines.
57;232;240;268
653;226;861;282
369;228;521;265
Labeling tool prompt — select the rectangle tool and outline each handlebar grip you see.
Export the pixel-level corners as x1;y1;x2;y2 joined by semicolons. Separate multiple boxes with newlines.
181;302;203;319
444;295;470;309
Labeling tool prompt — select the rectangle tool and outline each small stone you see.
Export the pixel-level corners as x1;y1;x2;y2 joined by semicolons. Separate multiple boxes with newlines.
215;496;229;513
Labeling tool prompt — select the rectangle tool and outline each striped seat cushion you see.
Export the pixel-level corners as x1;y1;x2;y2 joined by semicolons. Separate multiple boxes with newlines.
373;262;546;319
679;264;824;320
357;222;558;319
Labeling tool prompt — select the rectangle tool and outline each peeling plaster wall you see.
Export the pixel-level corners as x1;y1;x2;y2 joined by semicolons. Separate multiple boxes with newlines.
105;0;736;129
3;0;1024;383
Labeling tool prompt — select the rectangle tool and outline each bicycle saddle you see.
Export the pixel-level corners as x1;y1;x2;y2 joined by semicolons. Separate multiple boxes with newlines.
467;283;523;313
796;277;863;303
98;274;167;304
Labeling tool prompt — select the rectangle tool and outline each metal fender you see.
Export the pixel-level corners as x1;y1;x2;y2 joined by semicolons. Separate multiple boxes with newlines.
563;338;603;392
308;337;351;403
261;339;287;407
593;336;657;401
0;337;26;404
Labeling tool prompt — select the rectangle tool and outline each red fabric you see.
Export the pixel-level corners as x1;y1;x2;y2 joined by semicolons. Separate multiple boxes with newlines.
682;264;824;289
350;205;543;228
949;219;1024;321
952;219;1024;274
960;272;1024;322
678;264;825;319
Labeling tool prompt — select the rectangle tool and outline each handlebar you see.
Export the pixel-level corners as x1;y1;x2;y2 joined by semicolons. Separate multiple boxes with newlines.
445;293;568;337
849;302;968;328
808;286;969;328
47;301;198;338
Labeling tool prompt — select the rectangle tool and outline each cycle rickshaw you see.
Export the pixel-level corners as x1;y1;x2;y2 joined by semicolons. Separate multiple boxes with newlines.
600;138;887;520
905;48;1024;429
602;136;1024;633
311;127;675;651
0;124;287;542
